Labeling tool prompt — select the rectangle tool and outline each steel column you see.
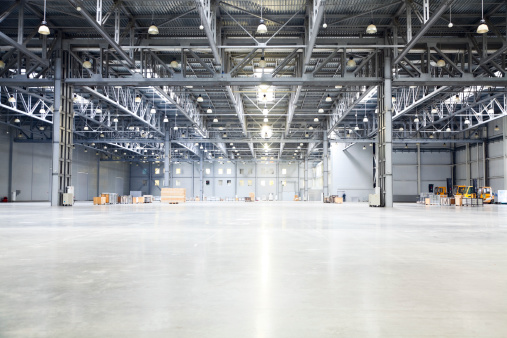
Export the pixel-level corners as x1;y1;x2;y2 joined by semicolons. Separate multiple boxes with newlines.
323;132;329;196
380;50;393;207
164;130;170;187
199;153;204;200
304;158;308;201
504;116;507;189
417;143;421;195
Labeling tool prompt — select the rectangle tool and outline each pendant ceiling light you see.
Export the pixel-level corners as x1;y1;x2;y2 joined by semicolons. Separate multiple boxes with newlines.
335;85;343;89
325;94;332;102
135;95;141;103
8;95;15;103
314;117;319;122
363;145;366;150
436;58;446;67
464;118;470;125
83;58;92;69
318;108;324;113
213;117;218;123
391;96;396;103
14;118;20;123
414;115;419;123
354;125;359;131
197;94;204;103
0;60;5;69
170;59;179;68
207;107;213;114
259;56;267;68
84;125;89;131
257;0;267;34
494;125;500;131
148;22;159;35
95;106;102;114
446;127;451;132
431;107;437;114
38;0;50;35
150;107;156;114
399;127;404;131
261;94;267;102
363;115;368;123
322;9;327;28
262;108;269;115
322;22;327;28
263;117;268;122
347;56;356;67
113;117;118;123
223;133;227;138
477;0;489;34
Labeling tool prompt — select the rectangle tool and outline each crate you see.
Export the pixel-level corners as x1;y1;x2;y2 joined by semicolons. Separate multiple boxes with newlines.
93;197;106;205
161;188;186;203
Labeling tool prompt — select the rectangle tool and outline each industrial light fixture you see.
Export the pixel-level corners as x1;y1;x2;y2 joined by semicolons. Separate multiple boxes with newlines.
148;22;159;35
100;133;104;138
405;144;408;149
464;118;470;125
325;94;332;102
91;143;95;146
113;117;118;123
207;107;213;114
354;125;359;131
257;20;267;34
200;145;204;150
213;117;218;123
314;117;319;122
261;94;267;102
363;145;366;150
318;108;324;113
150;107;156;114
95;106;102;114
84;125;89;131
399;127;404;131
40;107;46;114
259;56;267;68
391;96;396;103
429;134;434;139
262;108;269;115
170;59;179;68
223;133;227;138
135;95;141;103
436;58;446;67
38;0;50;35
8;95;15;103
414;115;419;123
446;127;451;132
264;117;268;122
369;143;373;147
197;94;204;102
335;85;343;89
431;107;437;114
494;125;500;131
454;95;461;103
174;125;179;131
0;60;5;69
322;22;327;29
84;149;88;153
477;0;489;34
14;118;20;123
363;115;368;123
366;22;377;34
347;56;356;67
83;58;92;69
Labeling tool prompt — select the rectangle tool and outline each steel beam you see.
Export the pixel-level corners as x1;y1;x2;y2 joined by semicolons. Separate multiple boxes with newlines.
0;32;49;67
194;0;221;65
304;0;326;65
393;0;456;65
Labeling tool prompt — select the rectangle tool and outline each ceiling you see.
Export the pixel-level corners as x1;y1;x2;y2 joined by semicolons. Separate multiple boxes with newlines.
1;0;506;162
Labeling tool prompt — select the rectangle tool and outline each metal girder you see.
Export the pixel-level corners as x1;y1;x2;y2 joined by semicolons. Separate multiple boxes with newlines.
285;85;302;136
186;48;215;74
393;0;456;65
81;86;163;136
0;1;18;24
67;0;135;68
194;0;221;65
392;86;449;120
327;86;376;135
312;49;339;75
0;86;53;124
229;48;258;76
0;32;49;67
304;0;326;65
149;51;175;75
226;86;247;135
152;86;207;137
272;48;299;77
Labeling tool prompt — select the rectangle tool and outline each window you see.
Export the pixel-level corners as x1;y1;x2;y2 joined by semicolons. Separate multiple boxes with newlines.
248;180;253;186
218;180;223;186
282;168;287;175
269;180;274;186
261;180;266;186
154;180;160;186
248;168;253;175
239;180;244;186
226;168;232;175
142;168;148;175
239;169;244;175
269;168;275;175
282;181;286;186
205;168;211;175
218;168;223;175
155;168;161;175
227;180;232;186
206;180;210;185
175;168;181;174
175;180;181;186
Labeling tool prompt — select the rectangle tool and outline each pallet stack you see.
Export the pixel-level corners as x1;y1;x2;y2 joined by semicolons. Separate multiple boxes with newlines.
161;188;186;204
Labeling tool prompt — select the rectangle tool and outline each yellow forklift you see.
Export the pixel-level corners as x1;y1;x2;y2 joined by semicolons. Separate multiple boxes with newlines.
478;187;495;204
463;186;477;198
434;187;447;196
453;185;466;196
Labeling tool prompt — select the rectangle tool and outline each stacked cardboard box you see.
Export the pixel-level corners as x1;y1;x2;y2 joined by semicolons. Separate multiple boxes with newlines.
93;197;106;205
161;188;186;203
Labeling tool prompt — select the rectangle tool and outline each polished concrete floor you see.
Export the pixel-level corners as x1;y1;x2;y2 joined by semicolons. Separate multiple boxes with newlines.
1;201;507;337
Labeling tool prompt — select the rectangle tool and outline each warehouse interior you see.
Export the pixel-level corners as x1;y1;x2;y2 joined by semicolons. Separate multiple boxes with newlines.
1;0;507;336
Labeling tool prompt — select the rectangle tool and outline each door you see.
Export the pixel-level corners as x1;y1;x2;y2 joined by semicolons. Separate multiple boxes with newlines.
281;181;296;201
115;177;124;196
76;172;88;201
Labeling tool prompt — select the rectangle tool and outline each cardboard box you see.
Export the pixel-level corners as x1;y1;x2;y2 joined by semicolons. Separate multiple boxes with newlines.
93;197;106;205
161;188;186;203
334;197;343;204
425;198;431;205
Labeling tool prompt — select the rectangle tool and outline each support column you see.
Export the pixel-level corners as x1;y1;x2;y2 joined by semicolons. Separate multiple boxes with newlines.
164;130;170;187
466;143;471;185
51;47;74;206
304;158;309;201
417;143;421;195
504;116;507;189
8;128;13;200
379;50;393;207
96;154;100;195
199;153;204;200
323;132;329;196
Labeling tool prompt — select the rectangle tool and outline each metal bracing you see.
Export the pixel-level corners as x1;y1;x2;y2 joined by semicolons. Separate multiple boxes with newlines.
1;86;53;124
272;48;300;77
195;0;220;65
304;0;326;66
